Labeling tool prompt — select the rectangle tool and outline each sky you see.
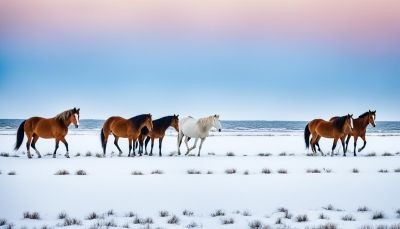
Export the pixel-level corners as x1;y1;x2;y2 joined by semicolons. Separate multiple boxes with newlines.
0;0;399;120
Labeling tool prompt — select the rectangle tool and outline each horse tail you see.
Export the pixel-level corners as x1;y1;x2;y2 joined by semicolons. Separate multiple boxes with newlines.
15;120;26;150
100;128;106;151
304;124;311;149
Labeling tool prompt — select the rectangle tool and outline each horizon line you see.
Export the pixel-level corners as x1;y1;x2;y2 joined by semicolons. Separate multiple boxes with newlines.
0;118;399;122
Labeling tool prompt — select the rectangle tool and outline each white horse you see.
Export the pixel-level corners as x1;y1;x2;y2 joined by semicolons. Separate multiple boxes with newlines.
177;115;222;156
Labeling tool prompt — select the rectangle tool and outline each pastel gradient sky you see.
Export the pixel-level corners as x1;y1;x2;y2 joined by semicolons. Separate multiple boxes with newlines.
0;0;399;120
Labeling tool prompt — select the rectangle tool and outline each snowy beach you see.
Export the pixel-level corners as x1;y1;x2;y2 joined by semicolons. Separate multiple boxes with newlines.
1;128;400;228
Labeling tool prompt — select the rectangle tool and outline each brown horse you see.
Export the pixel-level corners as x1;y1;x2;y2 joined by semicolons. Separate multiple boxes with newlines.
304;114;353;156
14;108;80;158
100;114;153;157
136;115;179;157
330;110;376;156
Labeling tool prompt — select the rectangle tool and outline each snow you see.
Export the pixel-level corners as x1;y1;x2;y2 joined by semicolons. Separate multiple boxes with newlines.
0;133;399;228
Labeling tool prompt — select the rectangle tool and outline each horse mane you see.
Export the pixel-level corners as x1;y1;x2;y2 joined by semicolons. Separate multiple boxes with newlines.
197;116;214;129
129;114;150;128
332;115;348;131
153;116;175;129
55;109;74;122
358;112;370;118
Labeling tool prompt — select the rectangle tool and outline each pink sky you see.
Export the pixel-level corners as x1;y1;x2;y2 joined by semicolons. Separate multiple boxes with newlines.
1;0;399;52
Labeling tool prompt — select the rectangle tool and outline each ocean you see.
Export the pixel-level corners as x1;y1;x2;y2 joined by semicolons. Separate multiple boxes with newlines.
0;119;399;136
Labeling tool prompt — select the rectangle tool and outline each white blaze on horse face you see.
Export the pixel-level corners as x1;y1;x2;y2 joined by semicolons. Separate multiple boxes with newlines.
372;114;376;127
350;118;354;129
75;113;80;126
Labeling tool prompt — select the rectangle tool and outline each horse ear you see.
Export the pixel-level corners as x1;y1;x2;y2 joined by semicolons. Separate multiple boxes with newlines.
373;110;376;113
77;108;80;112
73;107;77;112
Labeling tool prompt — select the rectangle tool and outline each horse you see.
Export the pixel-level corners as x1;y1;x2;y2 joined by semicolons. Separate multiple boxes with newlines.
100;114;153;157
136;115;179;157
329;110;376;156
304;114;353;156
14;108;80;158
177;115;222;156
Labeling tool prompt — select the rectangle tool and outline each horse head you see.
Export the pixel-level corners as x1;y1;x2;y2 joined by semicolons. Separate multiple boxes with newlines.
368;110;377;127
347;113;354;131
171;114;179;132
71;107;80;128
145;113;153;131
213;114;222;132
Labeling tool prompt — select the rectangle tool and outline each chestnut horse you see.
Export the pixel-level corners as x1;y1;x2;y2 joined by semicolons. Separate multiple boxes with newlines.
330;110;376;156
136;115;179;157
304;114;353;156
14;108;80;158
100;114;153;157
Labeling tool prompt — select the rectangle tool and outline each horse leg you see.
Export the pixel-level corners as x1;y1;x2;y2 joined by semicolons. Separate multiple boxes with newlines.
345;134;351;153
137;136;143;155
197;138;205;157
144;137;150;155
177;131;184;155
315;136;324;156
340;137;346;157
26;134;33;159
159;137;164;157
331;139;338;156
149;138;154;156
133;138;140;157
184;136;191;155
60;137;70;158
30;134;41;158
137;138;143;156
113;136;123;156
53;139;60;158
353;136;358;156
128;138;133;157
358;135;367;153
138;140;142;156
310;134;318;155
186;138;198;155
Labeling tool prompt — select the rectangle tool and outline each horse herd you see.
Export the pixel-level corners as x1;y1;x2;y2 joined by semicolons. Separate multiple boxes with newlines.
13;107;376;158
14;108;222;158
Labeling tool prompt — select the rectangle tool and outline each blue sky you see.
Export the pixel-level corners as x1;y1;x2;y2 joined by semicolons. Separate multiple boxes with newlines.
0;39;399;120
1;0;399;120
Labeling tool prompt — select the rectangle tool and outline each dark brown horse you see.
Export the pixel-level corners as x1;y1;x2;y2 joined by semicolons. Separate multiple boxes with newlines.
136;115;179;156
100;114;153;157
330;110;376;156
304;114;353;156
15;108;80;158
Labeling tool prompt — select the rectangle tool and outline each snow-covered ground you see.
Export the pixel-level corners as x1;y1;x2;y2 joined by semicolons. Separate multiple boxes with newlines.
0;133;399;228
